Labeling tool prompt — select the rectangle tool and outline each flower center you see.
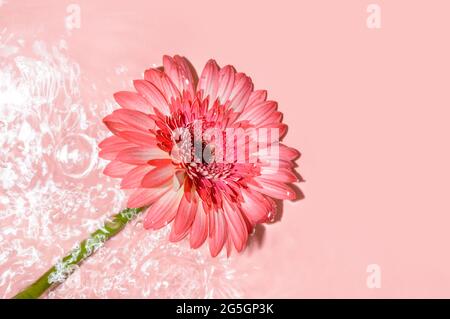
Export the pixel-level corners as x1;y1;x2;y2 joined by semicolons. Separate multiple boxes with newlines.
152;103;260;209
170;120;232;180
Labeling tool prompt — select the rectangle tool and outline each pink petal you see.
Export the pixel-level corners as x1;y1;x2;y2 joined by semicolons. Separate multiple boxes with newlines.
260;167;298;183
228;73;253;113
172;194;198;237
259;111;283;126
98;135;127;149
223;199;248;252
208;212;227;256
103;161;135;178
254;144;300;164
99;137;136;160
147;158;173;166
141;163;174;188
208;210;227;257
238;101;277;124
114;91;151;113
163;55;196;97
103;119;133;136
121;165;154;189
245;90;267;110
108;109;155;131
240;189;272;225
118;131;157;147
103;110;155;145
116;146;169;164
217;65;235;104
144;68;180;104
189;203;208;249
134;80;171;115
249;177;296;200
198;59;220;108
279;144;301;160
143;188;183;230
260;158;295;169
127;186;171;208
226;237;233;257
263;123;288;138
169;224;188;242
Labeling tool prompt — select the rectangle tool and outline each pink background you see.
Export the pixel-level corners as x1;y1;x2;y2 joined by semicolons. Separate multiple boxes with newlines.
1;0;450;298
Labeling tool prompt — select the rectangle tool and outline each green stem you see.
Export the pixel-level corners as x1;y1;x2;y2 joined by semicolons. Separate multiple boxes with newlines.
13;207;145;299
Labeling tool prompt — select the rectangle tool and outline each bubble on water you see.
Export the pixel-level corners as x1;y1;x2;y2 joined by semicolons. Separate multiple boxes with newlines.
55;133;96;179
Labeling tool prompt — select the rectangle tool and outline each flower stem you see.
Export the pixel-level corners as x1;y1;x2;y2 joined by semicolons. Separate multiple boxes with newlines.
12;207;145;299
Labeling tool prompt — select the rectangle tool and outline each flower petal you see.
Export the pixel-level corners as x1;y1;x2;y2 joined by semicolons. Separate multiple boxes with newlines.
208;210;227;257
103;161;135;178
99;136;136;160
228;73;253;113
217;65;235;104
121;165;154;189
172;193;198;237
169;224;188;242
189;203;208;249
237;101;277;124
144;68;180;104
240;189;273;225
144;187;183;229
249;177;296;200
245;90;267;110
108;109;155;131
260;167;298;183
198;59;220;108
103;110;155;144
118;131;157;147
127;186;171;208
114;91;151;113
99;135;127;149
226;237;233;257
116;146;169;164
223;198;248;252
253;143;300;164
141;161;175;187
278;144;301;160
141;163;174;188
134;80;171;115
259;111;283;126
163;55;196;97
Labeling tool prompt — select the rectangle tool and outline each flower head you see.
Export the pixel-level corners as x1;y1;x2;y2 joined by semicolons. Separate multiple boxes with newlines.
99;56;300;256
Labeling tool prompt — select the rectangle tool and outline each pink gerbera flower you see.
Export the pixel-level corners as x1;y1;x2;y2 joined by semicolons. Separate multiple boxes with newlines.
99;55;300;256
